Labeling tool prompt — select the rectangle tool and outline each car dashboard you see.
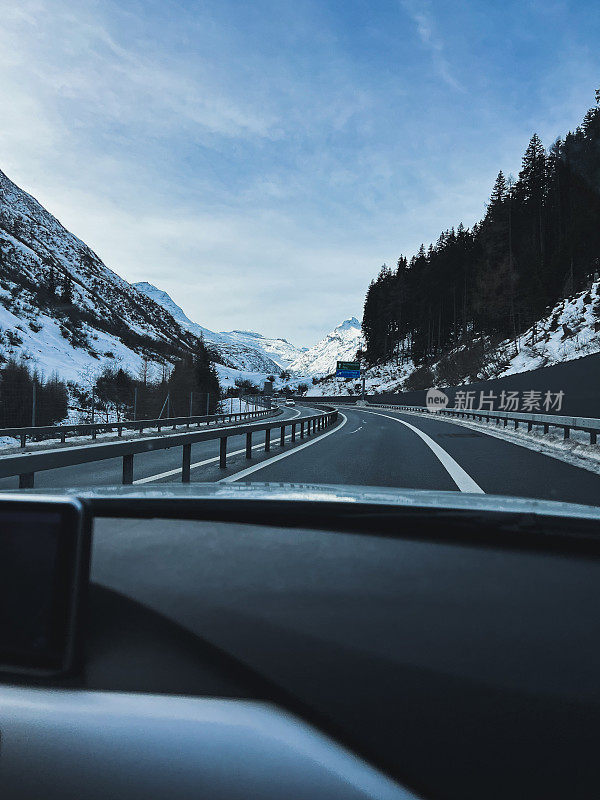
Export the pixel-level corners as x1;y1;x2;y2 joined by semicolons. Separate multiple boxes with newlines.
1;483;600;800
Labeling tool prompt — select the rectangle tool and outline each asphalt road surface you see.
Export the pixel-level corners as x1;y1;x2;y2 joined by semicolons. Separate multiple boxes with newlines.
224;405;600;507
2;404;600;506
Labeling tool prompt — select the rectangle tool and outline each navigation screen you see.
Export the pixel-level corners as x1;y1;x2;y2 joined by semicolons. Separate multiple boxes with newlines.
0;506;83;673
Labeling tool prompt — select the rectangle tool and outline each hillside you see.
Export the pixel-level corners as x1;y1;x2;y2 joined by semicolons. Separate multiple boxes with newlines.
314;281;600;396
361;92;600;393
0;169;203;383
0;168;367;393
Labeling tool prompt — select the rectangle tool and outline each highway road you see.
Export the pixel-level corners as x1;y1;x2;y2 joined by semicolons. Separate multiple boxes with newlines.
2;403;600;506
224;405;600;507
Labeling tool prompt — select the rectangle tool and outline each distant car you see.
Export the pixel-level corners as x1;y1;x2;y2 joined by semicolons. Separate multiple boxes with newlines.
285;398;295;406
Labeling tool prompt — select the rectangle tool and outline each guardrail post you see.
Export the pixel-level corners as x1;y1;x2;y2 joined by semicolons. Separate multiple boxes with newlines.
122;454;134;485
543;423;549;434
265;429;271;452
503;418;508;427
246;431;252;459
590;431;597;445
19;472;34;489
291;423;296;442
527;422;533;432
220;437;227;468
300;421;304;439
92;427;97;440
60;431;66;444
182;443;191;483
280;425;285;447
564;426;570;440
514;420;519;430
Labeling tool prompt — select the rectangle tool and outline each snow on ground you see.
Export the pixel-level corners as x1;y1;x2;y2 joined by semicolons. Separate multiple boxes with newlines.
308;359;415;396
0;294;163;384
323;281;600;396
494;281;600;377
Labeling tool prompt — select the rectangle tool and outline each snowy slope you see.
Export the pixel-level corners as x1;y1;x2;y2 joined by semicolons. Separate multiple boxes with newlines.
221;329;305;369
133;283;283;376
289;317;363;377
493;281;600;377
0;168;206;384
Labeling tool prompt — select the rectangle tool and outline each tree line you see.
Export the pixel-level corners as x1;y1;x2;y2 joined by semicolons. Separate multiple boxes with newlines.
362;89;600;382
0;360;68;427
72;339;222;421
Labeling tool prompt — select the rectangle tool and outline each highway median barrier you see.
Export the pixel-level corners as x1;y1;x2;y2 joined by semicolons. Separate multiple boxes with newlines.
0;407;339;488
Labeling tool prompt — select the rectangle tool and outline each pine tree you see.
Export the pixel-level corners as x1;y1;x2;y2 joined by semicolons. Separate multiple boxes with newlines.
48;265;57;295
60;273;74;305
486;170;507;221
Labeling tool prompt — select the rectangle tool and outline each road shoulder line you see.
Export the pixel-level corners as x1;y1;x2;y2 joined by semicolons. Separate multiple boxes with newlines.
361;409;484;493
392;407;600;478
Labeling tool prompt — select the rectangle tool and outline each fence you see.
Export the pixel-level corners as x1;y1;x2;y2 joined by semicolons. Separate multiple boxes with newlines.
0;408;339;488
0;408;273;449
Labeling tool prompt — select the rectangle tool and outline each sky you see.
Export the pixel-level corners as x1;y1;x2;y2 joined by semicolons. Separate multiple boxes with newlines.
0;0;598;346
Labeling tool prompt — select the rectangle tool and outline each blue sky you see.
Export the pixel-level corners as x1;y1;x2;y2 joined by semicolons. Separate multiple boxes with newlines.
1;0;598;345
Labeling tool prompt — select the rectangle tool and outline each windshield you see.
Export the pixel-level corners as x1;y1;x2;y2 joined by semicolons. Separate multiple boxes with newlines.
1;3;599;509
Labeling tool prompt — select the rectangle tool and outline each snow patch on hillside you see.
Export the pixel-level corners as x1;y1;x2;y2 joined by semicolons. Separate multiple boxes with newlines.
222;329;306;369
494;281;600;377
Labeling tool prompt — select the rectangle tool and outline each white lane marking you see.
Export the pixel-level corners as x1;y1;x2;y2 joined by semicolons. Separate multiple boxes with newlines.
133;408;303;485
349;426;363;434
219;413;348;483
361;409;484;494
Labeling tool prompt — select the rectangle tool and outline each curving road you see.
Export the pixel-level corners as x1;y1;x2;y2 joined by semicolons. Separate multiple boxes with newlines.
221;405;600;507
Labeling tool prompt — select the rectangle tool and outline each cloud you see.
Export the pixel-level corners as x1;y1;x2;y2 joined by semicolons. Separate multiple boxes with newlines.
400;0;464;91
0;1;277;147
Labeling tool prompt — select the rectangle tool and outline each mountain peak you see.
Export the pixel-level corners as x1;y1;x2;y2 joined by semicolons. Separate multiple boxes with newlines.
335;316;360;331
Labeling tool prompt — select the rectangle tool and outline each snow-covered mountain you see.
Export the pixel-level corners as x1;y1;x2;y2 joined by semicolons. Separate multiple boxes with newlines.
221;329;306;369
289;317;363;377
133;282;222;345
133;283;283;378
0;168;204;384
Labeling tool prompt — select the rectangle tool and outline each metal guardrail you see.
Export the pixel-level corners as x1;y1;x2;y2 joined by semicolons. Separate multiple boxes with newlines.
0;408;271;449
367;403;600;444
0;408;339;488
